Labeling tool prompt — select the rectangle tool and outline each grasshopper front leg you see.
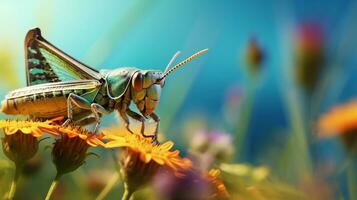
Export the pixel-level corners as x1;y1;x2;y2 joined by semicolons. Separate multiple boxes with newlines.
126;109;145;135
63;93;109;133
150;112;160;143
127;109;159;144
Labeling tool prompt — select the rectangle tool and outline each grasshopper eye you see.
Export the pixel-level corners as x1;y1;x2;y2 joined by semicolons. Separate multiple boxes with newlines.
132;72;143;92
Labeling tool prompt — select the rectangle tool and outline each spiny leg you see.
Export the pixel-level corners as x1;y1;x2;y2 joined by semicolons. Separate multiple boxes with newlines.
90;103;110;133
76;116;97;127
126;109;147;137
150;112;160;144
63;93;92;126
118;103;134;134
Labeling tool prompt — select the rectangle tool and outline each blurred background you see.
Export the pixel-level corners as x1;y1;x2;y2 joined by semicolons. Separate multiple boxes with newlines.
1;0;357;199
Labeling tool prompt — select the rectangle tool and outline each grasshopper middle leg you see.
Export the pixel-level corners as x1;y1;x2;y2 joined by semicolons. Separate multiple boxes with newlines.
118;102;135;134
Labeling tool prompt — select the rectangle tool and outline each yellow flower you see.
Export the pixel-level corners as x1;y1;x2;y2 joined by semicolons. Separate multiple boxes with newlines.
51;125;104;175
104;131;192;175
0;118;60;137
103;129;192;194
46;124;105;147
0;118;61;164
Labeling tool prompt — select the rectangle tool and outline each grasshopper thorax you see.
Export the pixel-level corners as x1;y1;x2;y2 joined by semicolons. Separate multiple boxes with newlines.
131;70;164;116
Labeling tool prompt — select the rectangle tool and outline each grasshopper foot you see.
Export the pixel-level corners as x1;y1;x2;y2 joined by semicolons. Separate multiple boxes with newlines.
125;125;134;135
152;136;160;145
93;123;100;135
62;118;73;127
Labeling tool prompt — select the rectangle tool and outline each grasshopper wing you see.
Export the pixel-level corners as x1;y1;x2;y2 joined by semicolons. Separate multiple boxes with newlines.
25;28;102;86
6;80;101;100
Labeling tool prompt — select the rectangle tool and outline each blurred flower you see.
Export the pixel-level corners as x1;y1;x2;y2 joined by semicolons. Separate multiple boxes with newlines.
294;22;325;92
51;125;104;176
300;162;336;199
318;100;357;151
205;169;230;199
299;171;335;200
154;168;229;200
189;129;234;170
104;130;192;198
245;37;264;74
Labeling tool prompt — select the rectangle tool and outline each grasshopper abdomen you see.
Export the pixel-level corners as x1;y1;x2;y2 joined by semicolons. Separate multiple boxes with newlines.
1;80;101;118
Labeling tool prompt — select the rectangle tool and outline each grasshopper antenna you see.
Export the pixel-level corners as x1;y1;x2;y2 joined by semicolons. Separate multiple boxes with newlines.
164;51;181;74
158;48;208;81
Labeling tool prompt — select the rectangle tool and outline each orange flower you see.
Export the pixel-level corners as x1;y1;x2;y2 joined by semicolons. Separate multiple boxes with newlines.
44;124;105;147
318;100;357;151
103;129;192;194
50;125;104;175
318;100;357;137
205;169;230;199
104;130;192;175
0;118;61;164
0;118;59;137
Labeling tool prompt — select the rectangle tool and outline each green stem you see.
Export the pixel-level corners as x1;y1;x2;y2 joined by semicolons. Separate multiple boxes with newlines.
95;172;120;200
347;157;357;200
235;78;257;159
121;183;134;200
7;163;23;200
45;173;61;200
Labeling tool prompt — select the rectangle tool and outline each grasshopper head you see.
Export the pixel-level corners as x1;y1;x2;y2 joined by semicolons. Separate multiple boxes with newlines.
131;48;208;116
131;70;164;116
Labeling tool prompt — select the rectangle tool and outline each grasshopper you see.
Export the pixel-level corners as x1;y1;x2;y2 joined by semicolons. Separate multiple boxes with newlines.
1;28;208;141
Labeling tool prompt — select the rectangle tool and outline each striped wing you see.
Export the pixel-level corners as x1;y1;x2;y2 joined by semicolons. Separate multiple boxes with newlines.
5;80;102;99
25;28;102;86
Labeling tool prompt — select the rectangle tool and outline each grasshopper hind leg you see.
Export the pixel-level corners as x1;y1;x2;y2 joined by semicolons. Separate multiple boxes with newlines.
63;93;91;126
63;93;109;134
